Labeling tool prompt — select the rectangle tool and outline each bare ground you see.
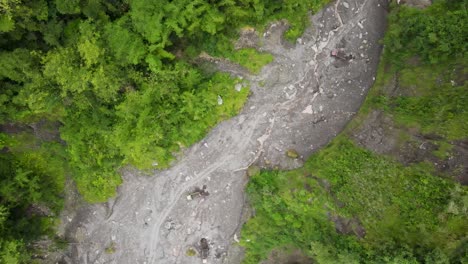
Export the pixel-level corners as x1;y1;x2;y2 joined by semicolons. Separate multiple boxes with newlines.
61;1;388;263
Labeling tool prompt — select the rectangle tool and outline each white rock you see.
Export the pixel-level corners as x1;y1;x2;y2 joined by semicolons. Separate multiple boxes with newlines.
234;83;242;92
217;95;223;105
302;105;313;114
343;2;349;8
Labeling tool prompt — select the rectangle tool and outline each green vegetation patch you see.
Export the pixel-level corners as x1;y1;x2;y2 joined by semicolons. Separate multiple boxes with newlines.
227;48;273;74
384;1;468;65
241;138;467;263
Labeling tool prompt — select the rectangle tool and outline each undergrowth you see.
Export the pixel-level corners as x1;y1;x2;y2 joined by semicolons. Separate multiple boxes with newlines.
241;138;467;263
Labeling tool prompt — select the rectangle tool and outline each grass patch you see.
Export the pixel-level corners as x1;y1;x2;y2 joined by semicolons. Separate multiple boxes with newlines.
387;61;467;140
432;141;454;160
227;48;273;74
276;0;331;41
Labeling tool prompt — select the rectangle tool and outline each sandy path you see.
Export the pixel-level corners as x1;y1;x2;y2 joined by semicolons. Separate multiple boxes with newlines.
65;1;388;263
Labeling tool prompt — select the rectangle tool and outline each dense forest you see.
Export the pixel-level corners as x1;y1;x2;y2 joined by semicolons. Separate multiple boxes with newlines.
0;0;329;262
241;1;468;263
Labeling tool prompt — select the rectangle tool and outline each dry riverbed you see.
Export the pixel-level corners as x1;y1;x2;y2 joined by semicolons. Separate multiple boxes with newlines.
59;0;388;263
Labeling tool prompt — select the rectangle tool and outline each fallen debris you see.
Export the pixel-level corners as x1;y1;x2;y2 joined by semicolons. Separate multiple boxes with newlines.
331;48;354;61
186;185;210;201
200;238;210;263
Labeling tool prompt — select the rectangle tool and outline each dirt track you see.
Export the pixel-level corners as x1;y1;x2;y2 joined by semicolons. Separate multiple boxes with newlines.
64;1;388;263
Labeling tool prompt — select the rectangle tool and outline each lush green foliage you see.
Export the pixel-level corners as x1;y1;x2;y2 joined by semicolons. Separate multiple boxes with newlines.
0;133;66;263
384;0;468;65
242;139;467;263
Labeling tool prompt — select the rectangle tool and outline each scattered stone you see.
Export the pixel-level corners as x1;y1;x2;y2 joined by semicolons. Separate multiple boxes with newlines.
343;2;350;8
235;83;242;92
217;95;223;105
187;185;209;200
164;221;173;230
